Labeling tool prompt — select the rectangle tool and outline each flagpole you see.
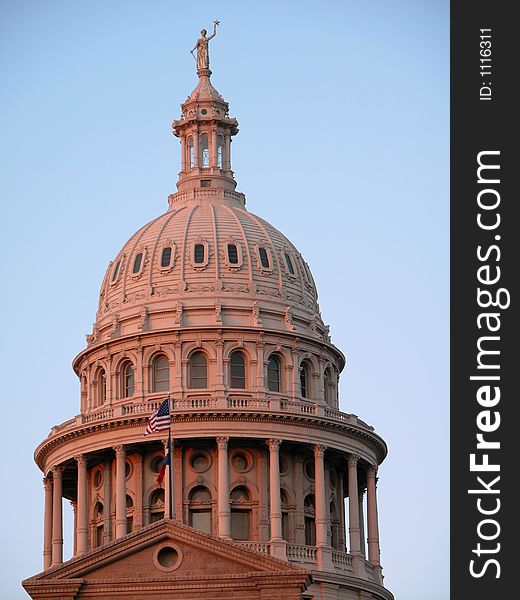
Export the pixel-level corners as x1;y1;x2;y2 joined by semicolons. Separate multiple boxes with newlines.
168;396;175;520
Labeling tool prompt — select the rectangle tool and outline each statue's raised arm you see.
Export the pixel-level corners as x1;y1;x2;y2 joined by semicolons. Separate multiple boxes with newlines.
191;20;220;73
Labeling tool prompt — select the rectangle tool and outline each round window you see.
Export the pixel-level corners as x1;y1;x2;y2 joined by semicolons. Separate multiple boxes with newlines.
125;460;132;479
151;456;163;474
93;468;103;488
153;543;183;572
231;452;249;472
190;451;210;473
279;455;289;476
304;459;315;480
201;109;207;115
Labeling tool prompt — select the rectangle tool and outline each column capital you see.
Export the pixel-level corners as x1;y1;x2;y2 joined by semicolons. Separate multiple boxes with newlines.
74;454;87;468
43;477;53;491
347;453;360;467
113;445;126;458
51;465;65;477
266;438;282;452
216;436;229;450
69;500;77;511
367;464;378;478
313;444;327;458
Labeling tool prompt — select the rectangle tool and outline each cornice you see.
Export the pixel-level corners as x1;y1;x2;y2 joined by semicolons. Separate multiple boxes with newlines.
34;409;387;471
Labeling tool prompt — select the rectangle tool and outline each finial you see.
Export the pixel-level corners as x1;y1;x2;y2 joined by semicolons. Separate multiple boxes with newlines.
190;20;220;76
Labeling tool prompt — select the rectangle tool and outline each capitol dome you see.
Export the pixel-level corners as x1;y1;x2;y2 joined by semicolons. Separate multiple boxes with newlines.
92;193;327;348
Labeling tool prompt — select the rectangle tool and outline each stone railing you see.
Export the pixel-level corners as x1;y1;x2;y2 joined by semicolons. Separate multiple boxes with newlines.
332;550;353;572
50;395;373;437
236;541;270;555
168;188;246;208
286;544;317;565
227;397;270;410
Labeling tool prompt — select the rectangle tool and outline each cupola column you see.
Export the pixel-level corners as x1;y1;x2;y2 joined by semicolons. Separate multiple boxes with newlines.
267;439;287;560
211;126;218;168
223;131;231;172
216;436;231;539
75;454;88;555
51;466;64;566
43;477;53;570
314;444;333;571
114;445;127;538
367;465;383;582
359;489;366;557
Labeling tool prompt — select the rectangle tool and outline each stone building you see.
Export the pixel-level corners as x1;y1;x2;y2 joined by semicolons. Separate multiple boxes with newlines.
23;35;393;600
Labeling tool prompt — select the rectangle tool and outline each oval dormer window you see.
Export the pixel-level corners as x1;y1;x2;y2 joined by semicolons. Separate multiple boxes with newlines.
161;246;172;268
111;260;122;283
227;244;239;265
194;244;205;264
133;253;143;274
258;247;270;269
284;253;295;275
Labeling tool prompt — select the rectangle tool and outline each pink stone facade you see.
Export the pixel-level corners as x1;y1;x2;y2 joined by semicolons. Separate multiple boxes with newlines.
23;36;393;600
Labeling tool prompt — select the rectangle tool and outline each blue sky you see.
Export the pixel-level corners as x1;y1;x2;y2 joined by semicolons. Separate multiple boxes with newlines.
0;1;448;598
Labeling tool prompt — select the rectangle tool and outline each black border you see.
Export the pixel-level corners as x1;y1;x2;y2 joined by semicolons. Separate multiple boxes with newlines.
451;2;517;598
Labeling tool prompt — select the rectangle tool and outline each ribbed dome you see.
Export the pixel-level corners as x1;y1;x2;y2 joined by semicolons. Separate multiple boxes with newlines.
88;191;329;347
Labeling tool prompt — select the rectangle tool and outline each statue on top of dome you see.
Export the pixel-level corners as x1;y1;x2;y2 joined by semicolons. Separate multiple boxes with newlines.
191;20;220;72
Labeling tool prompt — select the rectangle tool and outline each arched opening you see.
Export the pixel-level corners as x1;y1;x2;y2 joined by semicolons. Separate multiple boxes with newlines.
188;351;207;389
267;355;281;393
200;134;209;167
230;486;252;541
149;489;165;523
217;134;223;168
188;137;194;168
188;486;212;534
300;361;311;399
304;494;316;546
121;361;134;398
151;355;169;393
229;351;246;389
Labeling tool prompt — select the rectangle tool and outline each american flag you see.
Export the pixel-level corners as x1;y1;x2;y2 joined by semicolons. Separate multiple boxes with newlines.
144;398;171;435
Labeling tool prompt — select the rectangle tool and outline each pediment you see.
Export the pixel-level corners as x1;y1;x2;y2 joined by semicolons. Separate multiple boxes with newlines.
24;520;307;591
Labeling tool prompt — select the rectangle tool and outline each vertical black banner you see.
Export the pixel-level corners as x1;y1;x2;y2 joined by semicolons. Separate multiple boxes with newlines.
451;2;517;599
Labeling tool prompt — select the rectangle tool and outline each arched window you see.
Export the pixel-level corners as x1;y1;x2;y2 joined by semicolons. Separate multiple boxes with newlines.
121;362;134;398
189;137;194;168
149;489;165;523
161;246;173;268
93;502;104;548
230;486;252;541
132;252;143;274
281;489;290;542
267;355;281;392
126;495;134;533
97;369;107;406
230;351;246;389
304;494;316;546
200;134;209;167
188;486;212;534
300;361;310;399
324;367;334;406
152;355;169;393
330;502;341;550
189;351;208;389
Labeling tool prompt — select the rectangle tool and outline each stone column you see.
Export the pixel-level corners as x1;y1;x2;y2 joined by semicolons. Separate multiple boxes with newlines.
223;131;231;172
267;439;286;559
75;454;88;555
359;490;366;557
367;465;383;582
180;136;187;172
114;446;127;538
347;454;364;577
314;445;333;570
43;477;53;570
216;437;231;539
193;127;200;169
103;460;112;544
71;501;77;556
211;126;218;168
51;466;64;566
